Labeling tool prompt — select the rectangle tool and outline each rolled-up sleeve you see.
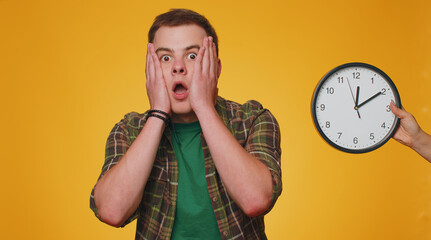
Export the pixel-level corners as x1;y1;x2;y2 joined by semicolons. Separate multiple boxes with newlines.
89;115;133;222
245;109;282;213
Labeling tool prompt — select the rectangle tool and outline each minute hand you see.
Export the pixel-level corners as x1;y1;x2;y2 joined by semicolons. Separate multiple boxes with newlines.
357;91;382;109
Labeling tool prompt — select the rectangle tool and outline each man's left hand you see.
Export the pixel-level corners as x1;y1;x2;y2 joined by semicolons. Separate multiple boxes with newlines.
189;36;219;113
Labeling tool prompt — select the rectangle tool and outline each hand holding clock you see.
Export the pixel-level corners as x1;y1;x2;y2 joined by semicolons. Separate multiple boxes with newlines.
390;102;431;162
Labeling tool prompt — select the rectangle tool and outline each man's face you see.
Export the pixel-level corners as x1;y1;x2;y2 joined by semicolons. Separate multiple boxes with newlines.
153;24;210;122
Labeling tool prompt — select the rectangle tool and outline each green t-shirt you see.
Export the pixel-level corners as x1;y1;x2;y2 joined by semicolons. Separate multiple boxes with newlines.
170;121;221;240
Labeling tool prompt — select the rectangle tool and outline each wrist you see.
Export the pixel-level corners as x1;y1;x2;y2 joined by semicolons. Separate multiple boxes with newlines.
146;109;171;126
191;97;217;114
148;109;170;118
194;104;218;122
411;129;427;150
150;106;171;116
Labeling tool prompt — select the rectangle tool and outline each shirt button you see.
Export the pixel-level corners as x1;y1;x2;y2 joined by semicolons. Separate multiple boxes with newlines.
212;196;218;202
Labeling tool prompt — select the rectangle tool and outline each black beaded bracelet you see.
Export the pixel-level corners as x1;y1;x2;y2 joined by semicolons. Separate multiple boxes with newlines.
146;113;170;125
148;110;171;121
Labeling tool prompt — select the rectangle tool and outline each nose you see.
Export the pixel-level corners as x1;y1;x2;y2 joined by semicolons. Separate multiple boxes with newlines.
172;59;187;75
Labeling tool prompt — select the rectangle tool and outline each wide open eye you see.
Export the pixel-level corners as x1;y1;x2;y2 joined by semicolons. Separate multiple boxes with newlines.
187;53;197;60
161;55;172;62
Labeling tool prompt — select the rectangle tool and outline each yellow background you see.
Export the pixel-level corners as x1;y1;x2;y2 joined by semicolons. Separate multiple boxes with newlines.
1;0;430;239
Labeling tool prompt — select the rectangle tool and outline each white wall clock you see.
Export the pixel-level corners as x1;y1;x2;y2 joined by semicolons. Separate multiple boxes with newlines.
312;62;402;153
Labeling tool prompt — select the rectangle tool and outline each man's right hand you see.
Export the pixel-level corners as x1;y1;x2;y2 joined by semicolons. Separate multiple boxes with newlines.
146;43;171;114
94;48;172;226
93;45;171;227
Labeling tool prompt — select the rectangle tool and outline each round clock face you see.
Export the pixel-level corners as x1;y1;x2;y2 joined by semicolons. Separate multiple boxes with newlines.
312;62;401;153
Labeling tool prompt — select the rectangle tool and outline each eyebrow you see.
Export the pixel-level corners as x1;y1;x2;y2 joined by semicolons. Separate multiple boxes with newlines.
155;44;201;54
185;45;200;51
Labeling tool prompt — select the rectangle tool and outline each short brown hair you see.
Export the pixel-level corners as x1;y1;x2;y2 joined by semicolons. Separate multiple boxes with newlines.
148;9;219;56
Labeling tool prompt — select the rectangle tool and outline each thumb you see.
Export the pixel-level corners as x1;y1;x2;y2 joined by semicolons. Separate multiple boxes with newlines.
390;101;408;119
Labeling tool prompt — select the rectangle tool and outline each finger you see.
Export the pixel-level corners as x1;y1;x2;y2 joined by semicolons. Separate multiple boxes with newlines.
194;45;206;75
148;44;156;82
146;43;151;80
208;37;214;72
210;38;219;81
215;58;221;84
151;49;163;81
390;101;408;119
202;37;210;75
212;41;218;76
150;46;165;84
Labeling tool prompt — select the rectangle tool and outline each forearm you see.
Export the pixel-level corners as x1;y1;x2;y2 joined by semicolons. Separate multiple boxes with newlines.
94;117;165;226
412;130;431;163
196;107;273;217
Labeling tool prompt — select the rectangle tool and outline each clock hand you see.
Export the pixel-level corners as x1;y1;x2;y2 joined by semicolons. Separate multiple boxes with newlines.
346;77;356;104
357;91;382;109
355;86;360;107
346;77;361;118
354;86;361;118
356;107;361;119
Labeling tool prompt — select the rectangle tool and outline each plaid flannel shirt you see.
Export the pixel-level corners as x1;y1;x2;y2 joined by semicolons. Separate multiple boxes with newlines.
90;96;282;240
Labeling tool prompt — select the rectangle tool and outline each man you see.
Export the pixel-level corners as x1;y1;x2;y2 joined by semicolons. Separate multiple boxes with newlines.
90;9;282;239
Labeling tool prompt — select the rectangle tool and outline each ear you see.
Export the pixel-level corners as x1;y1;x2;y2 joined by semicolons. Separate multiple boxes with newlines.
217;59;222;78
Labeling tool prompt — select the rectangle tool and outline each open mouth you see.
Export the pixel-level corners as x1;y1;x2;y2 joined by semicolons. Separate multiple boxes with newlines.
173;83;187;94
172;82;188;100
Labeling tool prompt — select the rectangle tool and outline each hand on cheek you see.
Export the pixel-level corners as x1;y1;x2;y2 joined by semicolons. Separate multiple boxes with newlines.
189;37;219;113
145;43;171;114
